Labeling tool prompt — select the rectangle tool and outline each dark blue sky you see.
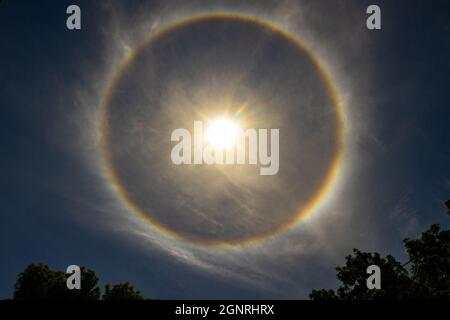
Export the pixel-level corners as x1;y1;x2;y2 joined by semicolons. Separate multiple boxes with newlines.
1;0;449;299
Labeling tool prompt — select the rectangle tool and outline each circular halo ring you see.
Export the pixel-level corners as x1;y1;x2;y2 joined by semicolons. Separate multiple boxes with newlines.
99;13;345;248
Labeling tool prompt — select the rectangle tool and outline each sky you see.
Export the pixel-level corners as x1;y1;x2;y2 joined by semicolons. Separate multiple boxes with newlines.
0;0;449;299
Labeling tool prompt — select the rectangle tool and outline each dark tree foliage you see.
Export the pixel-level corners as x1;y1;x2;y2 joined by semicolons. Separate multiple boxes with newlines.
12;264;145;300
404;224;450;298
310;201;450;300
102;282;144;300
13;264;100;300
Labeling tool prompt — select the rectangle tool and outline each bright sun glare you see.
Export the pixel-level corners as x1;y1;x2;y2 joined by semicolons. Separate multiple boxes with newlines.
205;117;240;149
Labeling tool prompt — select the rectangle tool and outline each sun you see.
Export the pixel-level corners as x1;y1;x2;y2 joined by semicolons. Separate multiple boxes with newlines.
205;117;241;149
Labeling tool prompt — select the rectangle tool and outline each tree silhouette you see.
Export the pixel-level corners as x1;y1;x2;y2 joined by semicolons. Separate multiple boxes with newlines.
404;224;450;298
310;201;450;300
102;282;144;300
13;264;100;300
12;264;145;300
